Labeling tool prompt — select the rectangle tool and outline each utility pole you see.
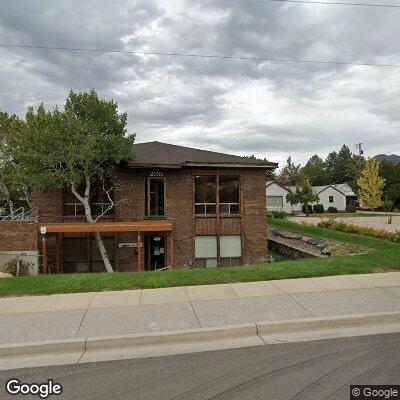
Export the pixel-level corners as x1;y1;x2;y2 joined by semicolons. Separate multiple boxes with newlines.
355;143;364;157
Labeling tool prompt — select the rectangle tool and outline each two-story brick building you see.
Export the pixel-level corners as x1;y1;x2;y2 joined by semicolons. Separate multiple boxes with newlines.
24;141;277;273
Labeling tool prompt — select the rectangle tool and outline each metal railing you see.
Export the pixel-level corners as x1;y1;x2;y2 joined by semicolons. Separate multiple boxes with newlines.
0;207;38;222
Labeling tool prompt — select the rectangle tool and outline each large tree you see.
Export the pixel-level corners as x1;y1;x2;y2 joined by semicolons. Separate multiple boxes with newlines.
0;110;29;215
325;145;353;184
379;160;400;208
357;158;385;211
14;90;135;273
279;156;303;186
301;155;329;186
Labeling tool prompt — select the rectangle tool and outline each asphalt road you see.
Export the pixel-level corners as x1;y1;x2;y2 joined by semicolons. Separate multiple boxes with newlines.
1;333;400;400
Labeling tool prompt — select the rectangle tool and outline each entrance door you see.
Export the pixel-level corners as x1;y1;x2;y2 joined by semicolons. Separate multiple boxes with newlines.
144;234;166;271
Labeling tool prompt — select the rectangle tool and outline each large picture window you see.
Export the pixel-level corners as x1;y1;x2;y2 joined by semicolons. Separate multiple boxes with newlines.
195;175;240;215
219;176;239;214
195;176;216;214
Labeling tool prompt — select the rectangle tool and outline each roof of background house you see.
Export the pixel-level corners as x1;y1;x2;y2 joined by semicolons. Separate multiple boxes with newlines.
127;141;278;169
312;184;356;196
266;181;289;191
268;182;356;197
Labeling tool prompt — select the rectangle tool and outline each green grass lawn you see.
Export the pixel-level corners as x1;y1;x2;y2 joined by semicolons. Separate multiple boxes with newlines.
1;218;399;297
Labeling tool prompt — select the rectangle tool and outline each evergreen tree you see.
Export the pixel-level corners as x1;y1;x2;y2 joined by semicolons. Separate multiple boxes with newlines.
301;155;329;186
278;156;303;186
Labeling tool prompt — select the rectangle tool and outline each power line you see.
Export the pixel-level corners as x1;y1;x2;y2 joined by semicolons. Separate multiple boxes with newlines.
249;0;400;8
1;43;399;69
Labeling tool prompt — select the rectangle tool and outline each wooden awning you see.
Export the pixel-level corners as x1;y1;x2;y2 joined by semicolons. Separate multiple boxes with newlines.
39;220;173;234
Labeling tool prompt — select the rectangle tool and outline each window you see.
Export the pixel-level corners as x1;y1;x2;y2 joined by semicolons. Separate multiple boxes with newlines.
220;235;242;258
195;236;217;258
195;176;216;214
62;236;115;273
267;196;284;209
329;196;334;203
63;184;114;217
195;236;217;268
219;176;240;214
195;175;240;215
146;178;165;216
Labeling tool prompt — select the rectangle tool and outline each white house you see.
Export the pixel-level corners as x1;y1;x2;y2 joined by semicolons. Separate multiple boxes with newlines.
266;182;357;213
266;182;301;212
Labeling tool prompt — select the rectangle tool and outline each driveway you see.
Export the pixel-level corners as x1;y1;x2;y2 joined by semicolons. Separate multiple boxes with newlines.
290;216;400;233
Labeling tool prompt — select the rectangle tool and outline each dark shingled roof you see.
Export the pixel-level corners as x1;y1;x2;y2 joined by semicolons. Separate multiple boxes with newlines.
127;141;278;169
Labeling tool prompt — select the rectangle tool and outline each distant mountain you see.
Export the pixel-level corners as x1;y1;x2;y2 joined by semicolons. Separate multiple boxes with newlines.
375;154;400;164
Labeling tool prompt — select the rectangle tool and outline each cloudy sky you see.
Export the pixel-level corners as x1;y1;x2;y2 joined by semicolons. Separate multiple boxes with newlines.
0;0;399;167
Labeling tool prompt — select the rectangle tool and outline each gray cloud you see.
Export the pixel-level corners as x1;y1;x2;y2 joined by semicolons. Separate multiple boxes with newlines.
0;0;399;167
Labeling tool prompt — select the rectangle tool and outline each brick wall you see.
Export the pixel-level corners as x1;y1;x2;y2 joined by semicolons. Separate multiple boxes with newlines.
241;169;268;264
27;167;269;271
165;170;195;268
0;221;38;252
32;188;63;223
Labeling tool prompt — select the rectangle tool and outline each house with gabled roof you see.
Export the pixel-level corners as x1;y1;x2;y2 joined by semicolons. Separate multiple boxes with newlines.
266;182;357;213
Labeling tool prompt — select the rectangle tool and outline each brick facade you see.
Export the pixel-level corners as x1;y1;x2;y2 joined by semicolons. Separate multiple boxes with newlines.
0;221;38;252
26;166;268;272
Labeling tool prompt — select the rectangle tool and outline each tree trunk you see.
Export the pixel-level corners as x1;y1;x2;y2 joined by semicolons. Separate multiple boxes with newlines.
71;182;114;273
22;184;32;209
93;231;113;273
0;182;14;215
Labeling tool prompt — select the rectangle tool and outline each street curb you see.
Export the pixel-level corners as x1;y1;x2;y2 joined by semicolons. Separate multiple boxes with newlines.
1;312;399;359
256;312;400;335
86;324;257;351
0;338;86;357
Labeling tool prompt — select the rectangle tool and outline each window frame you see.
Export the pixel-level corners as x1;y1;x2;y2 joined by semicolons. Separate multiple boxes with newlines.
329;195;334;203
146;177;166;217
194;174;240;216
266;195;284;209
218;175;240;215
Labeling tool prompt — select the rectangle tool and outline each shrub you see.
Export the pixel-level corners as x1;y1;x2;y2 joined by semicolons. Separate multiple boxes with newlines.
327;206;338;213
316;219;400;243
317;218;336;228
382;200;394;213
345;204;356;213
0;258;31;276
302;204;313;215
267;210;287;219
313;204;324;214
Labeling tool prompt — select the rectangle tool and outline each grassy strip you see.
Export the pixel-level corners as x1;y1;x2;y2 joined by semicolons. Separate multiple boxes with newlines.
0;218;399;297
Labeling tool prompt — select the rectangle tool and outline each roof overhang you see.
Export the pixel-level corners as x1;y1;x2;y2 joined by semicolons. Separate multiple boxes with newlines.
39;220;173;234
125;161;278;170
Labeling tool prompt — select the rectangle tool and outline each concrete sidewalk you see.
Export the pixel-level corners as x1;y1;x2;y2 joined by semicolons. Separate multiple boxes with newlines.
1;272;400;345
